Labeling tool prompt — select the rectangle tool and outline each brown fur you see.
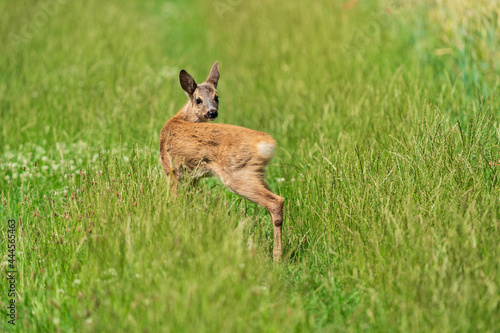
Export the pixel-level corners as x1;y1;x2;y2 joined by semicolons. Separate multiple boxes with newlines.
159;61;284;261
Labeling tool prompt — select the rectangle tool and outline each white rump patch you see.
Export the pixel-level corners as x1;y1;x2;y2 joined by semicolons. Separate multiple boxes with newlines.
257;141;276;160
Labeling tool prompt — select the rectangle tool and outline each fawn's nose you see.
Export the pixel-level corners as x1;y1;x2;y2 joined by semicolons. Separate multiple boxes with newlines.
206;109;218;120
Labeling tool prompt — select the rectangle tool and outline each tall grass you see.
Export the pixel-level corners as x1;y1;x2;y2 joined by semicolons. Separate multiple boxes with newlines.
1;0;499;331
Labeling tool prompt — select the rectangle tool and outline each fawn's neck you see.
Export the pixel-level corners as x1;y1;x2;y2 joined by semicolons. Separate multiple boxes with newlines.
173;101;200;123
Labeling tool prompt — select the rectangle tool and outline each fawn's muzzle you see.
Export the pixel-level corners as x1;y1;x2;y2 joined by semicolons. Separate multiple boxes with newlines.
205;110;218;120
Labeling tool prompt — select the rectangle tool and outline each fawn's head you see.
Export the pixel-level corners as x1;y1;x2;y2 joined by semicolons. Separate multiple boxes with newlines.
179;61;220;122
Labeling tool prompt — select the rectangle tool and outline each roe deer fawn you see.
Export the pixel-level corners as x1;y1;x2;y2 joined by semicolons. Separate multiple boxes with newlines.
159;61;284;261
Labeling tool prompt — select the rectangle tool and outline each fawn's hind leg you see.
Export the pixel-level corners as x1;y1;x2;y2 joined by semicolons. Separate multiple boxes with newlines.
218;171;285;261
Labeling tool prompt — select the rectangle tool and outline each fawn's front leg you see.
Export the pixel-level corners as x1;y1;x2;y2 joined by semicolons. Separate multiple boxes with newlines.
160;152;178;195
168;171;178;194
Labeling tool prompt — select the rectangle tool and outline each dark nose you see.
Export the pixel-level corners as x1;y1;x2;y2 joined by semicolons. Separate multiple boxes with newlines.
207;109;218;119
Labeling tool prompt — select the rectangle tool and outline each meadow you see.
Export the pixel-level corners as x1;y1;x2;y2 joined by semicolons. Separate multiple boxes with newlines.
1;0;500;331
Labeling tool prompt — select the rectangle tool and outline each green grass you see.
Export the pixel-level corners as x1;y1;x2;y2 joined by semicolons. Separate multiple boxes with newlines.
1;0;500;331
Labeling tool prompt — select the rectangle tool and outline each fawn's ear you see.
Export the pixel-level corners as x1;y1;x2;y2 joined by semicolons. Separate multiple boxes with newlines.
179;69;197;96
206;61;220;88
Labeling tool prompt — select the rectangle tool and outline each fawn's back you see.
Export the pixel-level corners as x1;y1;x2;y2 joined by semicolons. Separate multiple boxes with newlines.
160;117;276;178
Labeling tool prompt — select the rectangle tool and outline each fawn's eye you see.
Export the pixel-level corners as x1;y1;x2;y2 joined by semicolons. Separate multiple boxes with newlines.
214;95;219;103
196;98;202;105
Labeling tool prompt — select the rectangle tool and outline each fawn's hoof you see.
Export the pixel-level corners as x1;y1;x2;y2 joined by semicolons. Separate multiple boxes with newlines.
273;250;282;262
